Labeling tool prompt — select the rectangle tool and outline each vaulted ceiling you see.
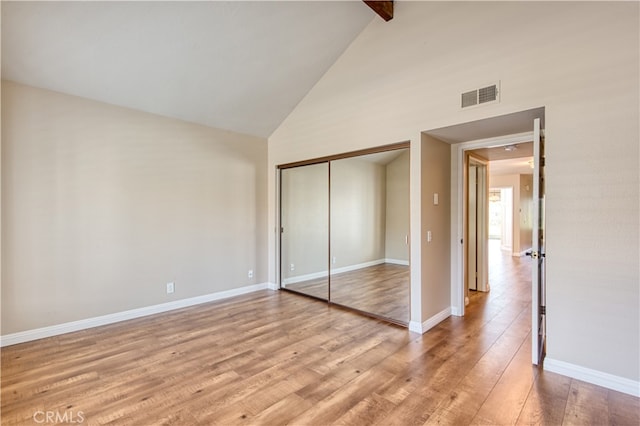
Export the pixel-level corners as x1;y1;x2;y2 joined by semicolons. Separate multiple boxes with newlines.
2;1;376;138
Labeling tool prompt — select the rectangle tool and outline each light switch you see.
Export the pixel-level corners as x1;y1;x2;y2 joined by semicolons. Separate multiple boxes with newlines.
433;193;439;205
427;231;432;242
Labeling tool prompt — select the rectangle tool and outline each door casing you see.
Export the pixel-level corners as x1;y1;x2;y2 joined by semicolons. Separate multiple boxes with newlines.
453;131;535;316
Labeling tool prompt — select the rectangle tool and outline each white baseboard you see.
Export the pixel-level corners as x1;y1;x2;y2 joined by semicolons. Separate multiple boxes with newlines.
409;307;452;334
267;282;278;291
283;258;393;285
0;282;271;347
331;258;386;275
385;258;410;266
282;270;329;285
544;358;640;397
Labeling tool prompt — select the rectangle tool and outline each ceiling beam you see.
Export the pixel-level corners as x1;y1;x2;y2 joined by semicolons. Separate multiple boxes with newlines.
363;1;394;22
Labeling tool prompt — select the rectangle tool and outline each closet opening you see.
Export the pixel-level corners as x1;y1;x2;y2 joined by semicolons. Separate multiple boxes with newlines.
278;142;410;326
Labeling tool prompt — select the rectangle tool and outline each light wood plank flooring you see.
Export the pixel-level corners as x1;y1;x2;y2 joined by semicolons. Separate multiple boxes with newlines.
2;249;638;425
284;263;410;323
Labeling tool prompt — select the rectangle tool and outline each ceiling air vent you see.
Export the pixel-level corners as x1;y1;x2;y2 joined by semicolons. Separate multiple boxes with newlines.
461;82;500;109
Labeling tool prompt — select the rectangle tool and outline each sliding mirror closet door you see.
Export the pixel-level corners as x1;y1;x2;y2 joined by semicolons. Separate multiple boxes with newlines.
280;163;329;300
330;149;410;323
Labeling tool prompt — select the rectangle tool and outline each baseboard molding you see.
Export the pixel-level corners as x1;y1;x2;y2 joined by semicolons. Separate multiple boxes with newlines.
282;258;391;285
282;270;328;285
544;358;640;397
409;307;452;334
0;282;271;347
385;258;410;266
267;282;278;291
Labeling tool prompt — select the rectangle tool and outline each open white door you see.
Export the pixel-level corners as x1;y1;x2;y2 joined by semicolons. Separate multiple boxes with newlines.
530;118;546;365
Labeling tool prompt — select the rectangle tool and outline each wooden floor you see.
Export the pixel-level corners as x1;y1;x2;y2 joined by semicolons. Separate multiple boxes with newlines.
284;263;410;323
2;248;639;425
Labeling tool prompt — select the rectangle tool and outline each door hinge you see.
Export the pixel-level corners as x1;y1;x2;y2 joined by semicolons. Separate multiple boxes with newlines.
540;306;546;315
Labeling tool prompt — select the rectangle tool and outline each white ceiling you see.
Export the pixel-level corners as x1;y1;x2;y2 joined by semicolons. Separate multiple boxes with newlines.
350;148;408;165
1;1;375;138
489;157;534;176
469;142;533;161
470;141;534;176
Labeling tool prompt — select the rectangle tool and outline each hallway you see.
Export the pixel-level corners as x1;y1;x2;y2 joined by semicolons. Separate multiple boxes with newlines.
469;239;532;308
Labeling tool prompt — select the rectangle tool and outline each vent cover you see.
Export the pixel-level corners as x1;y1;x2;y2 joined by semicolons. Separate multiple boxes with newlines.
461;90;478;108
461;82;500;108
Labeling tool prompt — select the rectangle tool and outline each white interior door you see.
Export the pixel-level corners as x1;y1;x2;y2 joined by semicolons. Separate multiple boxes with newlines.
531;118;546;365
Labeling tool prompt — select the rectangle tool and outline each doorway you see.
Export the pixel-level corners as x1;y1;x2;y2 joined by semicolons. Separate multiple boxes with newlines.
489;187;513;252
425;107;546;365
465;142;535;308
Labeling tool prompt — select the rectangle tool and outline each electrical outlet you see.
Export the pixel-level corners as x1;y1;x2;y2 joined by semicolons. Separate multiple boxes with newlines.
290;263;295;271
166;282;175;294
248;269;254;279
332;256;336;264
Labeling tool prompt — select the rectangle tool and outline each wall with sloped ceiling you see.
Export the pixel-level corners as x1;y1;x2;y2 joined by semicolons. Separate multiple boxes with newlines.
268;1;639;389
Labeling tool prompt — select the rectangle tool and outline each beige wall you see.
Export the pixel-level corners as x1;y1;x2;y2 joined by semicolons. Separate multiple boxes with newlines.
330;157;386;268
385;150;410;262
422;134;451;319
490;173;533;255
1;81;268;334
0;77;2;336
280;163;329;281
268;2;639;382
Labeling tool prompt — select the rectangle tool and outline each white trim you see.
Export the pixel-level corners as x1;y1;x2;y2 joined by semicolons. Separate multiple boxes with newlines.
409;307;452;334
267;282;278;291
544;358;640;397
331;259;385;275
282;270;328;285
282;258;395;285
408;321;423;333
0;282;271;347
452;131;535;318
385;258;410;266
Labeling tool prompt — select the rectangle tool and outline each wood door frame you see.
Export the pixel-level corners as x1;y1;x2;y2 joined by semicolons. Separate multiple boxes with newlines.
464;152;489;299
